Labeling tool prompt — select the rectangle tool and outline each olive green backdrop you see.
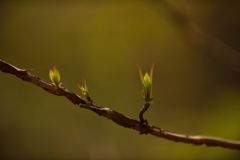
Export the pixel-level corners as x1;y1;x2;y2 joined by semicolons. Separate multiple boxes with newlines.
1;1;240;159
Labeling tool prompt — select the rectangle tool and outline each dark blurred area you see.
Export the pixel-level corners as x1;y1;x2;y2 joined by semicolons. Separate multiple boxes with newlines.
1;0;240;159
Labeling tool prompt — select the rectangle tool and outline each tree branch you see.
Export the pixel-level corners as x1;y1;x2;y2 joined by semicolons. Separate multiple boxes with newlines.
1;59;240;150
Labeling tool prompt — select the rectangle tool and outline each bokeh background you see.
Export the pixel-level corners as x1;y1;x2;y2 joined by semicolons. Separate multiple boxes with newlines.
1;0;240;159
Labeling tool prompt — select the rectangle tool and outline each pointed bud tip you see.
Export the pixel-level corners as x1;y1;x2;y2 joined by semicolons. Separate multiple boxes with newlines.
136;64;141;69
151;62;155;69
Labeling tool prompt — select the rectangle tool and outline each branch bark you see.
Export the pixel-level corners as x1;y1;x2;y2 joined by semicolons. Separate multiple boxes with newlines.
1;59;240;150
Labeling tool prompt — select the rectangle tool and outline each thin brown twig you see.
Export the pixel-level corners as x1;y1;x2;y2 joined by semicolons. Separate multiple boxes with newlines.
139;103;150;124
1;59;240;150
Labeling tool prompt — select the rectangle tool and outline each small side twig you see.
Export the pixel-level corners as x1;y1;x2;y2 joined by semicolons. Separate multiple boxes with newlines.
139;103;150;124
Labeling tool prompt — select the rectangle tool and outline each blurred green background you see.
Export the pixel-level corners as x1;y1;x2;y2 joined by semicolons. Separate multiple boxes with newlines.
1;0;240;159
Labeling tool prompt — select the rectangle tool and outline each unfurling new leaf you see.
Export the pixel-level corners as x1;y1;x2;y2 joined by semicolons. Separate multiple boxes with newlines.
49;65;62;89
137;63;154;104
78;78;91;101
